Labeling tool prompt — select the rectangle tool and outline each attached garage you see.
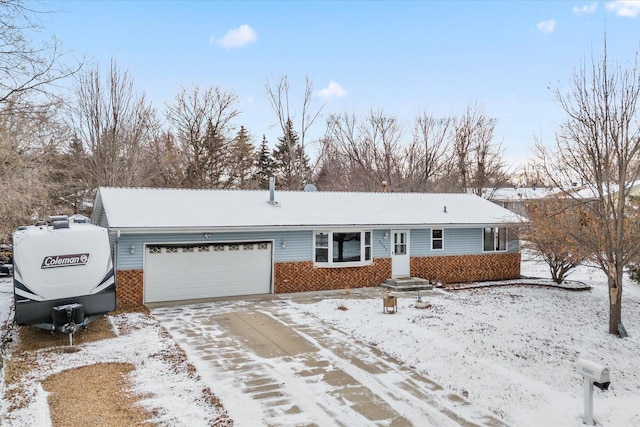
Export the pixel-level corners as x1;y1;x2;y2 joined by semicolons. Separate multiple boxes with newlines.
144;241;273;303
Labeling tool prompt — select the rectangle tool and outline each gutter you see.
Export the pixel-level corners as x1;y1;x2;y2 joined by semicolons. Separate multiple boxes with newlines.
103;222;525;235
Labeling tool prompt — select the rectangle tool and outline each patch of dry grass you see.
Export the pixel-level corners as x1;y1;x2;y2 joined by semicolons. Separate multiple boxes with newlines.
3;316;156;425
42;362;154;427
16;316;116;351
2;310;232;426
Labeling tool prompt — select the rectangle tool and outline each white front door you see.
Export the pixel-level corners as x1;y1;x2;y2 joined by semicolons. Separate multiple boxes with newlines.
391;230;410;278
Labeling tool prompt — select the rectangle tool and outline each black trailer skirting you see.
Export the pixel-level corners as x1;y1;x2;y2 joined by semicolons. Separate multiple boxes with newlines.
14;288;116;327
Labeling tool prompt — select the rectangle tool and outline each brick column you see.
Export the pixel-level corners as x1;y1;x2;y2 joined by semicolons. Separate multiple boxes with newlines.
116;269;144;309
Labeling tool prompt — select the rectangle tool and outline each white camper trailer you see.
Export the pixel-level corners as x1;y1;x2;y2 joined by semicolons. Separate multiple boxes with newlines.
13;215;115;333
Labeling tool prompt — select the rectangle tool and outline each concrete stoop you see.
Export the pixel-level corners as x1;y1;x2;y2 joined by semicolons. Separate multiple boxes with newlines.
381;277;436;292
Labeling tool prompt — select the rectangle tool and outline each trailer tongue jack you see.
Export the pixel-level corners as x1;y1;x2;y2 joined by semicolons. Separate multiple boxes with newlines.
52;303;85;346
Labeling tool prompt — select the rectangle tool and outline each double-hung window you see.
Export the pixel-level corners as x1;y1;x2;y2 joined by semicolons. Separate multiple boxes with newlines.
483;227;507;252
314;230;372;266
431;229;443;250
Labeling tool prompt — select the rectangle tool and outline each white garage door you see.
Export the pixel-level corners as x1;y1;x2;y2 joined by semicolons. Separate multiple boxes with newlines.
144;242;272;303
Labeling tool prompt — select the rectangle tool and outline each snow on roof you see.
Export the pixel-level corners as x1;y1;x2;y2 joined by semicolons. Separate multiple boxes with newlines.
564;180;640;200
94;187;524;231
482;187;562;201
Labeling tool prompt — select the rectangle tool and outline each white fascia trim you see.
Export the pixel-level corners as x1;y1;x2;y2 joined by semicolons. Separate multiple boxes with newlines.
106;222;523;234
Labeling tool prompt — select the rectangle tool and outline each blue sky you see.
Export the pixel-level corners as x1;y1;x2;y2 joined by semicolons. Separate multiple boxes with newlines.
40;1;640;167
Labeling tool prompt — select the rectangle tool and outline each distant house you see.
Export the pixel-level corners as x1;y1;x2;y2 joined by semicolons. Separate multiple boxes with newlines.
91;187;523;308
631;182;640;199
481;186;562;216
569;181;640;203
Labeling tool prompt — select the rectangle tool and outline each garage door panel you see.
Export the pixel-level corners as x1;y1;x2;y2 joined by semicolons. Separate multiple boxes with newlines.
144;242;272;303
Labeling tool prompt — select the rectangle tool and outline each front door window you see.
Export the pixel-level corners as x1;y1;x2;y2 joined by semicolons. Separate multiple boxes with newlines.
394;232;407;255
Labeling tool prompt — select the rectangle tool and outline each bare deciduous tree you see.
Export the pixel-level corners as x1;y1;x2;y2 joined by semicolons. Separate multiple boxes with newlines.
522;198;590;283
265;74;323;185
314;135;351;191
67;60;158;189
166;85;240;188
535;43;640;335
143;130;183;188
0;0;80;108
403;111;454;191
325;110;405;191
0;101;62;239
452;103;507;194
513;160;549;188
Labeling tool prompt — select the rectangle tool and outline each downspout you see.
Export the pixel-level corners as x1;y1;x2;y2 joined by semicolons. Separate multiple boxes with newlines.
113;230;120;303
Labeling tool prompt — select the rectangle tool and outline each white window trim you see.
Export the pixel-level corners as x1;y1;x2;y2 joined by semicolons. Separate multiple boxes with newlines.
313;230;373;267
482;227;508;252
431;228;444;251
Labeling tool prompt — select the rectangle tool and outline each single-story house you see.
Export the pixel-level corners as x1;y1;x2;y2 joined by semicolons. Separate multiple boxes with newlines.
479;186;562;216
569;180;640;203
91;187;524;308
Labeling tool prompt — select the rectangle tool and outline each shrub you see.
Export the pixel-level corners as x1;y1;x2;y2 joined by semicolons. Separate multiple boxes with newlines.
628;263;640;284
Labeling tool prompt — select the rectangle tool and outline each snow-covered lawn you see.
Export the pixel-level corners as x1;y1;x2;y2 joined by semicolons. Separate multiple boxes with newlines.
0;277;230;426
1;253;640;426
279;256;640;426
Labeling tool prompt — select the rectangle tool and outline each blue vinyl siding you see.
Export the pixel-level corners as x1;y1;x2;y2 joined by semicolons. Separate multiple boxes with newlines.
94;211;108;228
411;228;486;256
115;229;392;270
114;227;519;270
507;232;520;253
372;229;391;259
115;230;315;270
410;229;430;255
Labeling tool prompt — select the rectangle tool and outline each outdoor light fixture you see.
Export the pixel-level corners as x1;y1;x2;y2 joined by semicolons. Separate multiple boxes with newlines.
384;232;389;240
281;240;287;249
203;233;210;239
129;244;135;254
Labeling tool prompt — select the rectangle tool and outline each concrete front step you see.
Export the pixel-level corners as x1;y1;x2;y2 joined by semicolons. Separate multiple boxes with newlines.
382;277;435;291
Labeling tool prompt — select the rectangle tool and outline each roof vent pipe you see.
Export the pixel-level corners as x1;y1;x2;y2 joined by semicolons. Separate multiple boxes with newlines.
268;177;276;205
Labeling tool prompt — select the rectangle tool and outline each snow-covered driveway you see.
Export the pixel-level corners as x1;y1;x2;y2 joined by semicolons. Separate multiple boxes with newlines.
151;293;506;427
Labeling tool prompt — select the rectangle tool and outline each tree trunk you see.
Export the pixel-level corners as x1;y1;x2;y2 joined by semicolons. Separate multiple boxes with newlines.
608;271;623;335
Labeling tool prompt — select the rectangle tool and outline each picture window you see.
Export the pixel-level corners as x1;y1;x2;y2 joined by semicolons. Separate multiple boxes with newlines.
314;230;372;266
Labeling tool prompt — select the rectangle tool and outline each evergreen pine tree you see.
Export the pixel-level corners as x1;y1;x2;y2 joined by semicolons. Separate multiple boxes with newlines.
203;119;228;188
255;135;274;189
228;125;256;189
272;118;310;190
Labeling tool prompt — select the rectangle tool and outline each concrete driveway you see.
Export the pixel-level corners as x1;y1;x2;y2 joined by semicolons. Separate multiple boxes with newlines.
150;290;507;427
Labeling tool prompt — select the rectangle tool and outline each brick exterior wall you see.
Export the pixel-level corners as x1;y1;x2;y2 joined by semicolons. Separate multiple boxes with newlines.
116;253;521;308
116;269;143;309
274;259;392;293
411;252;521;284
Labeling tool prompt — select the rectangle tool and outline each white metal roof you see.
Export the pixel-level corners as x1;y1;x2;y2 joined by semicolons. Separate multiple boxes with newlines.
93;187;524;231
481;187;562;201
